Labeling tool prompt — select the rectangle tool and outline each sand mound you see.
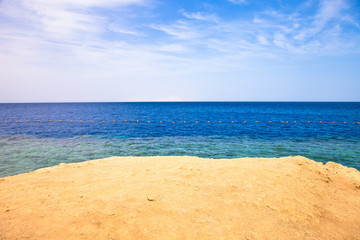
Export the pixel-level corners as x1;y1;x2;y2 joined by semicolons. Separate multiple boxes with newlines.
1;156;360;240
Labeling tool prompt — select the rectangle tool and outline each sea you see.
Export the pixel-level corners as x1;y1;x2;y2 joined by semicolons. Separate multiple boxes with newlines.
0;102;359;177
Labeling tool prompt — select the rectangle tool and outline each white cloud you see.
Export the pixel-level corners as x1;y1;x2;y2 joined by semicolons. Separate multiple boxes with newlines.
0;0;359;102
0;0;146;41
253;16;264;24
24;0;145;9
157;44;188;53
302;0;348;37
182;11;219;22
150;21;201;40
1;0;357;60
257;35;269;45
314;0;347;27
227;0;247;5
108;24;142;36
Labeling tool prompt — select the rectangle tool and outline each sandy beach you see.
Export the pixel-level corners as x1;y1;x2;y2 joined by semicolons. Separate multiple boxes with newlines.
1;156;360;240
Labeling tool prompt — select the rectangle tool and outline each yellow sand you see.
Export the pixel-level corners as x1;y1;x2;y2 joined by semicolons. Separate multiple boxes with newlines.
1;156;360;240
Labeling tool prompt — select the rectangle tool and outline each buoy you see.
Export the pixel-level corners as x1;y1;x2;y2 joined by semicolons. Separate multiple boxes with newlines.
37;120;40;122
196;121;198;123
286;121;288;124
49;120;52;122
26;120;29;123
207;121;210;123
219;121;221;123
102;121;105;123
269;121;272;123
256;121;259;123
320;121;322;123
172;121;175;123
80;120;83;123
244;121;246;123
148;121;150;123
91;120;94;123
294;121;296;123
184;121;186;123
60;120;63;122
113;120;116;123
5;121;7;123
344;122;346;124
332;121;334;124
125;120;128;122
282;121;284;123
307;121;310;123
70;120;73;122
16;120;18;123
160;121;163;123
136;120;139;122
231;121;234;123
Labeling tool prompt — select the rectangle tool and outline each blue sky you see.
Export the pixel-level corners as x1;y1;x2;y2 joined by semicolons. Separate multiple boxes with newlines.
0;0;359;102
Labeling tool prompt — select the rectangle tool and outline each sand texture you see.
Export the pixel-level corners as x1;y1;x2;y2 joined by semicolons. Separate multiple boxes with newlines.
1;156;360;240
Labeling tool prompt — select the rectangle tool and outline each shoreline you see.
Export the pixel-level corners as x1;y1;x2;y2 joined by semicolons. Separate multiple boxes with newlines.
1;156;360;239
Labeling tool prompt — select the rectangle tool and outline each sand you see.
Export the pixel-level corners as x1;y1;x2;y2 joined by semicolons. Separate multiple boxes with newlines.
1;156;360;240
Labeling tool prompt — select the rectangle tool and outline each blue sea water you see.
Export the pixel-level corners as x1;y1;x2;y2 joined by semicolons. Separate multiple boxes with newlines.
0;102;359;177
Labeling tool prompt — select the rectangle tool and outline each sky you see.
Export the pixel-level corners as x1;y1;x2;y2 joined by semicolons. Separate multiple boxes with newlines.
0;0;359;102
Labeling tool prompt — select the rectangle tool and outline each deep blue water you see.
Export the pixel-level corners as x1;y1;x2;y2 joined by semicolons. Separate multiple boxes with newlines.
0;102;359;177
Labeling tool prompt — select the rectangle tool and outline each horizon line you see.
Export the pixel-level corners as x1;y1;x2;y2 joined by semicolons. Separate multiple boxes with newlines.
0;101;359;104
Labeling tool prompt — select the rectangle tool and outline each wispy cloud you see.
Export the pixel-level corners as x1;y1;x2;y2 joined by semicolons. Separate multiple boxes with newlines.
150;20;202;40
108;24;143;36
1;0;358;59
153;0;358;59
226;0;247;5
0;0;359;102
294;0;349;39
181;10;219;23
0;0;147;41
314;0;348;29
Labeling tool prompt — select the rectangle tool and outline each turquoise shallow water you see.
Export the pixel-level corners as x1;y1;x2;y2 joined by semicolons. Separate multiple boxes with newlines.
0;102;359;177
1;134;359;177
